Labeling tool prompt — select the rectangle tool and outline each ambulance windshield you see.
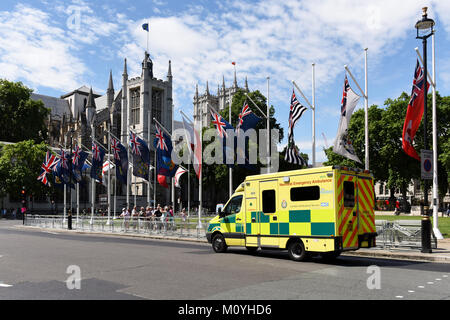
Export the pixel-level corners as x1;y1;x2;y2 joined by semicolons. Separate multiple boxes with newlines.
223;195;243;216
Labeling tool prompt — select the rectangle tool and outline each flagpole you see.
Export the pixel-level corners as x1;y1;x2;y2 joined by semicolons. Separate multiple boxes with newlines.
63;136;67;223
198;105;203;229
364;48;369;171
229;86;233;197
431;31;442;239
266;76;270;173
76;182;79;226
90;123;95;226
311;64;316;168
106;125;111;225
172;104;175;211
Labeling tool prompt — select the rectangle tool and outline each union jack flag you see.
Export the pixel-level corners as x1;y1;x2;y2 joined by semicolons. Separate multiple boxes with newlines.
111;138;121;160
92;142;102;161
341;76;350;117
210;109;229;138
409;61;425;107
236;103;251;131
60;149;69;170
129;131;141;156
72;145;81;166
155;125;168;151
37;151;58;186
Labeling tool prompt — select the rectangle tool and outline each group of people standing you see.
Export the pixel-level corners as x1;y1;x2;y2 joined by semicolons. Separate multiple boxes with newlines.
119;205;186;232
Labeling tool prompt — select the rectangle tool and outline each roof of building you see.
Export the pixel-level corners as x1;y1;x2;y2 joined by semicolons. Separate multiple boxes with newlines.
30;93;71;120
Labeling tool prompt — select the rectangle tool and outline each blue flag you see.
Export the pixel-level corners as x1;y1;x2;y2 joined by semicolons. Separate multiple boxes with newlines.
111;137;128;184
52;160;75;189
129;131;150;181
153;125;178;178
91;141;106;182
142;23;149;31
71;145;88;183
235;102;261;168
210;109;235;166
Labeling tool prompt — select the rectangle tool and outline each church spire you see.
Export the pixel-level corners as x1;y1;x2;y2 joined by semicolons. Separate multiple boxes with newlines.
167;60;172;82
206;81;210;96
245;76;249;92
123;58;128;77
86;87;96;125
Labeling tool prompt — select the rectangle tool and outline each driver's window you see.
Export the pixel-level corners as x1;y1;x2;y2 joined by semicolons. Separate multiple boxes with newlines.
223;196;243;216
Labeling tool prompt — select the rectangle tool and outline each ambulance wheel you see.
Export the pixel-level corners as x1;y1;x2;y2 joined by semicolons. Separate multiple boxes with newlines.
287;240;307;262
212;234;227;253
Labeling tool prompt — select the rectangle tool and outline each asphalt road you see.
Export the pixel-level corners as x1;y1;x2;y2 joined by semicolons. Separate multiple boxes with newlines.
0;220;449;300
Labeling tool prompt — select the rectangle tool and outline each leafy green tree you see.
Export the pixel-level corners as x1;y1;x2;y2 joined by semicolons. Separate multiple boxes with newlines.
0;79;50;143
0;140;49;203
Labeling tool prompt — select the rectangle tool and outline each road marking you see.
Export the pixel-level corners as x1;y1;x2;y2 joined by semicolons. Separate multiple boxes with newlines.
0;283;12;288
43;231;59;235
435;278;441;281
427;282;434;285
408;290;415;293
395;296;404;299
418;286;425;288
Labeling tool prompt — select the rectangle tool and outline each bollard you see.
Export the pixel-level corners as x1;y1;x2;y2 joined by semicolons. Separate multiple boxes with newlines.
68;210;72;230
421;206;432;253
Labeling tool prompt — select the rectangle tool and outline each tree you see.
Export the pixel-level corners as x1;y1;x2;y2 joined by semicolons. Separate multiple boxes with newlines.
0;140;50;204
0;79;50;143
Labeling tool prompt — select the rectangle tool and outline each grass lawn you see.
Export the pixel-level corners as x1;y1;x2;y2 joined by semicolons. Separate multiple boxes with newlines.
376;215;450;239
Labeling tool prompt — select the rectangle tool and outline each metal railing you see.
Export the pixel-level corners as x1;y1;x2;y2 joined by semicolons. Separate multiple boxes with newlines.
375;220;437;249
25;214;212;240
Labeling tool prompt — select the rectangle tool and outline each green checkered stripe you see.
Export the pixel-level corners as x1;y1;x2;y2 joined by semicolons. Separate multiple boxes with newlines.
207;210;335;237
246;210;335;237
207;214;244;233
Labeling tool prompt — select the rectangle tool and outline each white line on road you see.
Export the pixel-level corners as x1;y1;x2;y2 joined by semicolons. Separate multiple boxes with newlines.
0;283;13;288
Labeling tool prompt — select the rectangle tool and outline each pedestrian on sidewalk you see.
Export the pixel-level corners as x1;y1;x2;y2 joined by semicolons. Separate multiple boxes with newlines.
68;209;72;230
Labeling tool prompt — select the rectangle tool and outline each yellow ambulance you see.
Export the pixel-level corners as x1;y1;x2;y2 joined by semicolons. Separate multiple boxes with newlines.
206;166;377;261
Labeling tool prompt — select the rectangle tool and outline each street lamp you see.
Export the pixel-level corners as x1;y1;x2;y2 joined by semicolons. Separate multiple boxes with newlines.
415;7;434;253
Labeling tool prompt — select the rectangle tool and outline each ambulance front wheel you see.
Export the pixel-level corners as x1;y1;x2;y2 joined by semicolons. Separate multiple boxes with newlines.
287;239;307;262
212;234;227;253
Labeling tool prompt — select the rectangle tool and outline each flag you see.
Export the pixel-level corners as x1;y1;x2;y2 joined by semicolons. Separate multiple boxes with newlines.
91;141;106;182
142;23;149;31
157;170;169;188
174;166;187;188
236;102;261;133
37;151;58;186
285;89;308;166
285;141;307;166
181;112;202;179
111;137;128;184
288;89;307;142
129;130;150;181
71;145;88;183
51;159;65;189
402;60;429;161
232;62;236;66
333;75;362;163
59;148;73;183
235;102;261;167
210;108;235;165
102;160;114;187
153;125;178;178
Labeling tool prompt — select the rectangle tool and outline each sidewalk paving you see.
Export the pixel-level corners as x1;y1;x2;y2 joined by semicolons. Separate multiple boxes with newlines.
12;223;450;264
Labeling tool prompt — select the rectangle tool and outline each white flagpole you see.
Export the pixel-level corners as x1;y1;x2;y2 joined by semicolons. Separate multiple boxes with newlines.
90;124;95;225
229;87;233;197
63;136;67;223
431;31;442;239
172;104;175;211
198;105;203;229
312;63;316;168
106;127;111;225
364;48;369;171
266;76;270;173
76;182;79;226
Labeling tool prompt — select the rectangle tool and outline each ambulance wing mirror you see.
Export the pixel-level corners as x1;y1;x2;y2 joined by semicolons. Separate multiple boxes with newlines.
218;208;225;218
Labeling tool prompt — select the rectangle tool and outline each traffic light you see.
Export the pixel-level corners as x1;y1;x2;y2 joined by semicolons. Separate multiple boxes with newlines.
21;186;26;207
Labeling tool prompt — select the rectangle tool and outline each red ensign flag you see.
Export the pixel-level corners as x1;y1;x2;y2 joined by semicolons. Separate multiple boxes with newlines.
402;60;429;161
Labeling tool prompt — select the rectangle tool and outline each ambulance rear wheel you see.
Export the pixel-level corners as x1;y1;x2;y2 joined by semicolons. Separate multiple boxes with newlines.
212;234;227;253
287;240;307;262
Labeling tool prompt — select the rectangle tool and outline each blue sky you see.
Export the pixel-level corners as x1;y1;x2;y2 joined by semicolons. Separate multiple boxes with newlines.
0;0;449;163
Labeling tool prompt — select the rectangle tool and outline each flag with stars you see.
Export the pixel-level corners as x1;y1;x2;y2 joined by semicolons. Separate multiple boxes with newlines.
129;130;150;181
